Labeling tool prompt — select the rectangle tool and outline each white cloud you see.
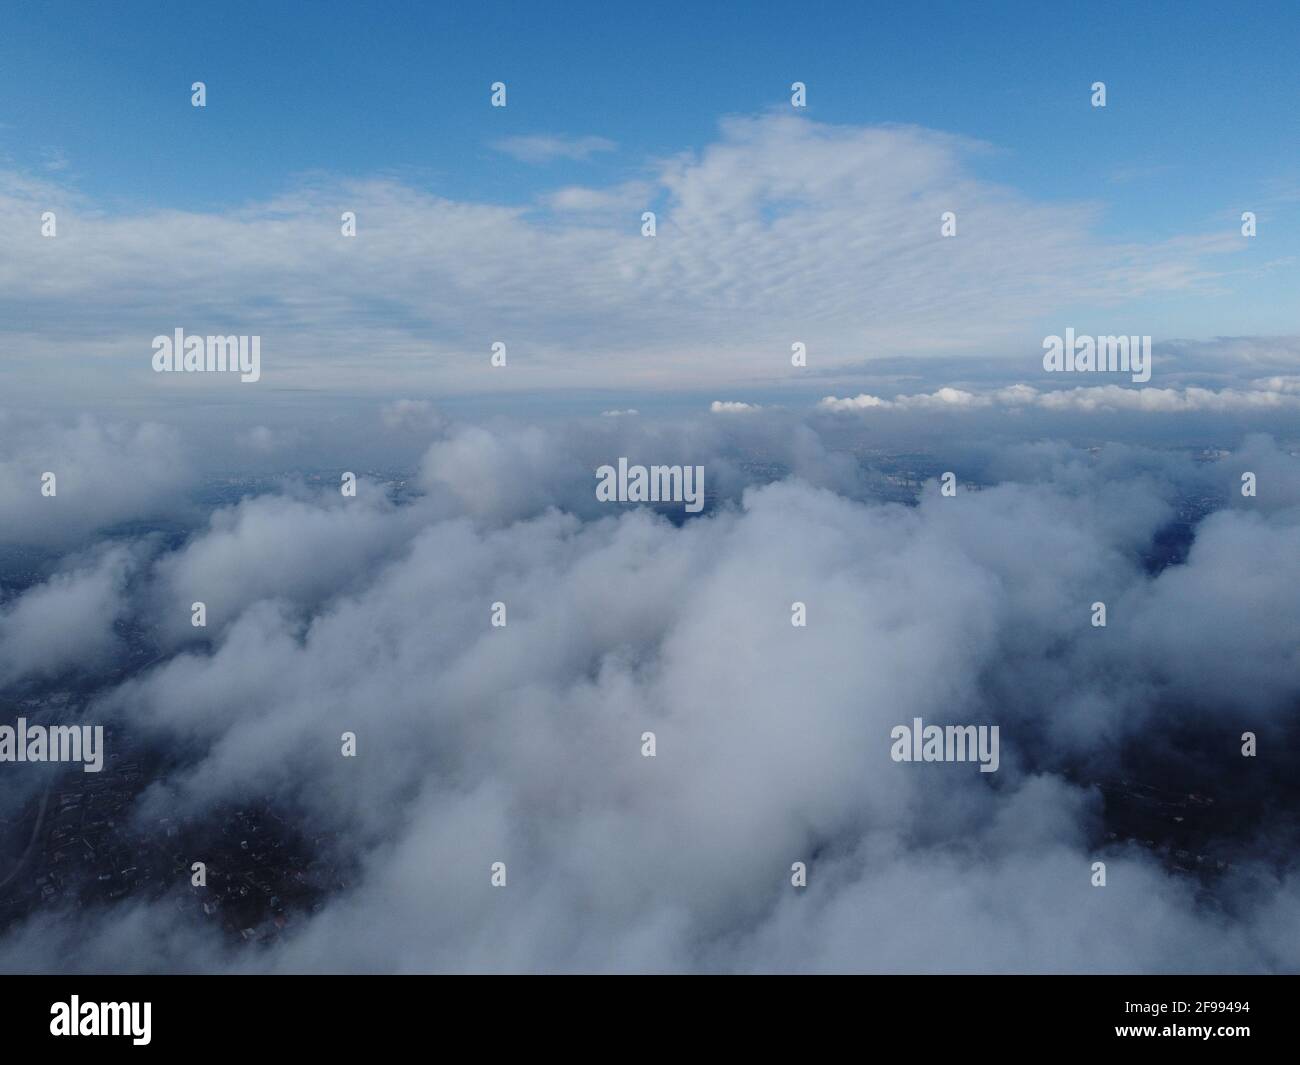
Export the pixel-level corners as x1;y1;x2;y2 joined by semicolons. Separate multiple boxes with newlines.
380;399;444;431
0;546;134;685
0;415;194;547
492;134;616;163
0;425;1288;973
1;414;1298;973
239;425;301;453
539;180;653;214
820;381;1300;414
0;114;1254;403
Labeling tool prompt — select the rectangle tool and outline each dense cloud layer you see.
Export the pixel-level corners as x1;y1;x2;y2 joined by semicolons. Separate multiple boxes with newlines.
0;415;193;548
0;545;135;688
0;401;1296;973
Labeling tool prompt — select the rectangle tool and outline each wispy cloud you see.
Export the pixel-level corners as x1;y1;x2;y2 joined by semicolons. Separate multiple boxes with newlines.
41;147;70;173
0;114;1258;404
492;133;616;163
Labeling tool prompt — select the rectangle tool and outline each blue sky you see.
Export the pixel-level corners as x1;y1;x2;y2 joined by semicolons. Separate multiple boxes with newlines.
0;0;1297;408
5;0;1297;222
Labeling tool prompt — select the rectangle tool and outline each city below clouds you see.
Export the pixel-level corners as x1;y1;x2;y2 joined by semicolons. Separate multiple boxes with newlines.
1;2;1298;981
0;403;1297;972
